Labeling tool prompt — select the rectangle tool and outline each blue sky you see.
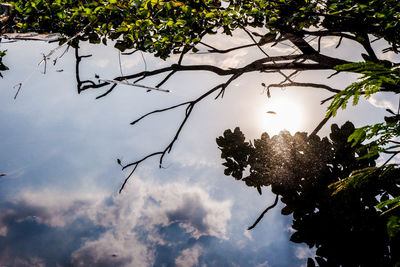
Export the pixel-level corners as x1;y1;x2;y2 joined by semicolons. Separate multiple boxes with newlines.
0;33;398;266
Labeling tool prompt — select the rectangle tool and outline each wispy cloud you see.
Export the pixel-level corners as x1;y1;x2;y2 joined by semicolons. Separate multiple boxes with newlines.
175;244;203;267
368;93;398;111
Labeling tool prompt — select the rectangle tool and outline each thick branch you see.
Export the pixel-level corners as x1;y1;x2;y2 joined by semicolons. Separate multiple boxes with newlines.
79;52;352;95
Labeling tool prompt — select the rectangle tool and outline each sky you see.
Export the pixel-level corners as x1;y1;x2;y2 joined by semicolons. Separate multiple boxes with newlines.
0;31;399;267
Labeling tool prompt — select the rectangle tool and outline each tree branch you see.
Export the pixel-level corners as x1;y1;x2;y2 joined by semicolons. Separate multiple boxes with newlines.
130;102;191;126
248;194;279;230
118;75;241;191
311;114;332;136
198;41;256;54
267;82;340;93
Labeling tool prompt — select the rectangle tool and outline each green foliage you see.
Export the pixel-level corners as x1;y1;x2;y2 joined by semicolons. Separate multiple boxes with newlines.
328;63;400;117
3;0;400;58
329;165;396;194
2;0;400;262
349;121;400;157
387;216;400;238
377;196;400;215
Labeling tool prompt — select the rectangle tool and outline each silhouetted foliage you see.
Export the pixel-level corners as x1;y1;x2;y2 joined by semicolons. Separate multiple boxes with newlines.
217;122;400;266
1;0;400;257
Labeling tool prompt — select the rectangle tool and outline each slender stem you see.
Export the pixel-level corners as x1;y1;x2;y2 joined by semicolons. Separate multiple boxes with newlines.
248;194;279;230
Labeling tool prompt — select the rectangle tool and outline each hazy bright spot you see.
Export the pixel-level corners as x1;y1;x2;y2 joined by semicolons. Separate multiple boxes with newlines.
259;97;304;136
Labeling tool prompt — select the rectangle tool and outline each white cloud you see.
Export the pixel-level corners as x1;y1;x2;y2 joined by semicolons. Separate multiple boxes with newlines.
71;230;154;267
368;93;397;111
295;246;315;260
0;188;106;229
72;178;232;266
0;254;46;267
175;245;203;267
1;176;232;266
243;229;253;241
255;261;270;267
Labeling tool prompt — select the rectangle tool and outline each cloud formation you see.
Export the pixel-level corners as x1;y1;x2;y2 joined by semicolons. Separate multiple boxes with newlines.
0;177;232;266
175;245;203;267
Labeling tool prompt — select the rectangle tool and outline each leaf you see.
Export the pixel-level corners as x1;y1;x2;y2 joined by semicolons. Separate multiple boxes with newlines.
387;216;400;238
257;185;262;195
258;32;276;46
376;196;400;210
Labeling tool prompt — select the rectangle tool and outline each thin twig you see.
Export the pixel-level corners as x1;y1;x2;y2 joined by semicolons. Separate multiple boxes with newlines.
38;22;92;66
311;113;332;136
119;77;239;192
156;70;177;88
382;151;400;166
13;83;22;99
130;102;191;125
248;194;279;230
268;82;340;93
321;95;335;105
198;41;256;54
98;78;171;93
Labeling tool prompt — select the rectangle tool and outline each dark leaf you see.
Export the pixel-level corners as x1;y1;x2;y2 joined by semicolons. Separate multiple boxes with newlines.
257;185;262;195
307;258;316;267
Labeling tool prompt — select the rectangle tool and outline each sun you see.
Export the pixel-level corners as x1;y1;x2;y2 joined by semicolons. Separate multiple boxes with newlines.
259;97;304;136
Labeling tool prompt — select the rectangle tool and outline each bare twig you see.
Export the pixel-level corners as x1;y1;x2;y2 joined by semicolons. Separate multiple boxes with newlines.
97;78;171;93
311;113;332;136
248;194;279;230
119;76;240;191
39;22;92;66
74;47;95;94
198;41;256;54
130;102;191;125
382;151;400;166
335;36;343;49
13;83;22;99
268;82;340;93
156;70;177;88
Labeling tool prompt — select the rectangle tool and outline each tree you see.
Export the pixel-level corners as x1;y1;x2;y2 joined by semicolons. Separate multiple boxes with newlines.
217;122;400;266
1;0;400;262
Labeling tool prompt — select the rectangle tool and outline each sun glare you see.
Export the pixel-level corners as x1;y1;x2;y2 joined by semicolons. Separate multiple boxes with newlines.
259;97;304;136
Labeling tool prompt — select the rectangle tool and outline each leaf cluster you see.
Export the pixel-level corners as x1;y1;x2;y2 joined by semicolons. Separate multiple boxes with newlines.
3;0;400;58
217;122;400;266
0;49;8;77
328;63;400;117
